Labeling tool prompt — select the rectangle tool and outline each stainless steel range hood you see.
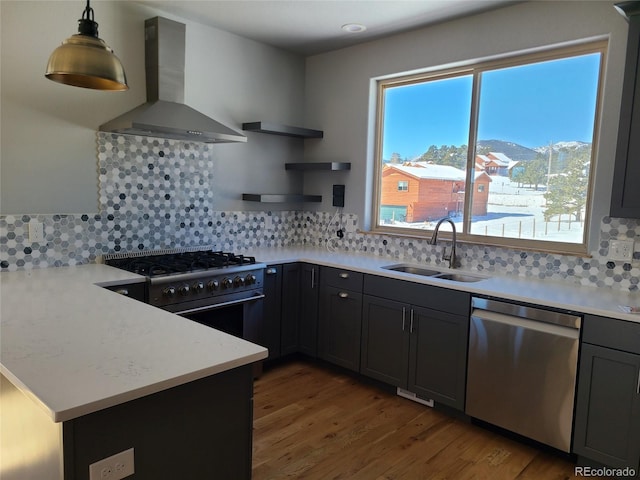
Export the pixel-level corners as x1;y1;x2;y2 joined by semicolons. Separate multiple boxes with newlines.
99;17;246;144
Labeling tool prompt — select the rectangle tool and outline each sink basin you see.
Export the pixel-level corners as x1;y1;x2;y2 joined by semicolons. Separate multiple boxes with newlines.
382;265;441;277
433;273;485;283
382;264;487;283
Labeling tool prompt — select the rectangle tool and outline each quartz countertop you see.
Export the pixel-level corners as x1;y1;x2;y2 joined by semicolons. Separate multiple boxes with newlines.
245;246;640;324
0;265;268;423
2;246;638;423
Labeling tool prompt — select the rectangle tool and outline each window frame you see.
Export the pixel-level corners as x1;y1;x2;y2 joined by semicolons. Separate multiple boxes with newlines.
397;180;409;191
372;40;607;256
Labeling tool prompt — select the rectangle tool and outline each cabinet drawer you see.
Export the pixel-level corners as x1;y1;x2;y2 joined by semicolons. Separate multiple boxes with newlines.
104;282;146;302
363;274;470;316
583;315;640;354
321;267;363;292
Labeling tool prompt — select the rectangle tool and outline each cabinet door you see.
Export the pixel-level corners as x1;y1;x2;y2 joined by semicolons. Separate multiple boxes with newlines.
281;263;301;356
299;263;319;357
318;285;362;372
361;295;410;387
408;306;469;410
261;265;282;360
611;14;640;218
574;343;640;471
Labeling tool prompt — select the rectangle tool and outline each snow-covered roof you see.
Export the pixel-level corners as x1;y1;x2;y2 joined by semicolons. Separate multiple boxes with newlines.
488;152;512;165
385;162;491;182
386;163;466;181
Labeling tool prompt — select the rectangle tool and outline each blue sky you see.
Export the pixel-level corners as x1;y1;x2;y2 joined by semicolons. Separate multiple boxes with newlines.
382;53;601;160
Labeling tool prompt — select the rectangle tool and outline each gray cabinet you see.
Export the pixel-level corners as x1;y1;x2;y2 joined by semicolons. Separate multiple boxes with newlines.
611;3;640;218
261;265;283;359
574;315;640;476
318;267;364;371
299;263;320;357
262;263;320;359
361;275;470;410
281;263;301;356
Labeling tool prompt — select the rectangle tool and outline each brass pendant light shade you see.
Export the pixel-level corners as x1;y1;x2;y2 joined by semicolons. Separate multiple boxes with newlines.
45;0;128;91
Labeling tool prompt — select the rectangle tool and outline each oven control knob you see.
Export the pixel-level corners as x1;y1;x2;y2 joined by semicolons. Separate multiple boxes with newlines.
163;286;176;298
207;280;220;291
245;274;256;285
192;281;204;293
222;278;233;289
178;284;190;296
233;276;245;287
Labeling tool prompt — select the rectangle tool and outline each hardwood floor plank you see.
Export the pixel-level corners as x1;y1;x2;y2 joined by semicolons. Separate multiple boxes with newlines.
252;360;597;480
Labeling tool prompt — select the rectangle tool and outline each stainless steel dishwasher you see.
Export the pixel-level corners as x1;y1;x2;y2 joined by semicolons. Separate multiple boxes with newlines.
466;297;582;452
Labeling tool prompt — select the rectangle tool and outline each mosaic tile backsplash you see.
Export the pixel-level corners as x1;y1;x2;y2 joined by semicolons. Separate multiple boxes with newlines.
1;132;639;292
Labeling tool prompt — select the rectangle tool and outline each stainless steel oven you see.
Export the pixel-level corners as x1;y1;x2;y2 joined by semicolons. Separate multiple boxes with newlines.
148;265;265;341
105;249;266;343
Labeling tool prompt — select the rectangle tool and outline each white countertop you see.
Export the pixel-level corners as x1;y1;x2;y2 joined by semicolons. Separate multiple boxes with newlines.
0;265;267;423
2;247;638;423
245;246;640;324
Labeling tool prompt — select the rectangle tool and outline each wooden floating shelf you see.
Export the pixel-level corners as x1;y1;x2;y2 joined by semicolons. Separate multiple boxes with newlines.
285;162;351;171
242;122;323;139
242;194;322;203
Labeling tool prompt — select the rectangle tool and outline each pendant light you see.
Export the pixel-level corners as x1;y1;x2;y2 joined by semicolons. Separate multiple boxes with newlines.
45;0;128;91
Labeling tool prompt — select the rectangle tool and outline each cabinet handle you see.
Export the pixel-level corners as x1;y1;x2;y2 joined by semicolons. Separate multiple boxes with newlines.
311;268;316;289
339;272;349;279
410;309;414;333
266;268;277;275
338;292;349;299
402;307;406;331
637;369;640;395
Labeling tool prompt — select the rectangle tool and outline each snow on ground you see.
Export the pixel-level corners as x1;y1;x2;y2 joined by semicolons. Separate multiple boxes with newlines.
387;175;585;244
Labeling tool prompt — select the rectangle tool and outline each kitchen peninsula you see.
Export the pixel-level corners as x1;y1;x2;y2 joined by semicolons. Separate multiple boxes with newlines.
2;247;640;479
0;265;267;480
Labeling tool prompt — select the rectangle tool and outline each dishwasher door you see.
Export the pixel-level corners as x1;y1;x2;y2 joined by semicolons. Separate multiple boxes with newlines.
466;299;581;452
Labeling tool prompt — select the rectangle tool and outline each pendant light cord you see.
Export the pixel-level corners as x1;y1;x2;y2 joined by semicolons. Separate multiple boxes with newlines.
82;0;94;22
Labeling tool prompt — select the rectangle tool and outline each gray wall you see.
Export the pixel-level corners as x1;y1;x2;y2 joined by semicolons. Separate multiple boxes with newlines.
0;1;306;214
303;0;629;250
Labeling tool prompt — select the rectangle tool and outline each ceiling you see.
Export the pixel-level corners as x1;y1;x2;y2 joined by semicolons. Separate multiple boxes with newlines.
135;0;519;56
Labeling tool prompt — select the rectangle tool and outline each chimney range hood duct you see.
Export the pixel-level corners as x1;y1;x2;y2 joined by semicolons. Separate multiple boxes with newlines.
99;17;246;144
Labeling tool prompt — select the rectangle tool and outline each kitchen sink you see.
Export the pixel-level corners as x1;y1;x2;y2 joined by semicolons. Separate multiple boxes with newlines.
382;264;442;276
432;273;485;283
381;264;486;283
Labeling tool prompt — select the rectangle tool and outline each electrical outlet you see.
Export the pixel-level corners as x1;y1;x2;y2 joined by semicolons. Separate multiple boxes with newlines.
609;239;634;261
28;220;44;243
345;217;358;233
89;448;135;480
264;215;273;230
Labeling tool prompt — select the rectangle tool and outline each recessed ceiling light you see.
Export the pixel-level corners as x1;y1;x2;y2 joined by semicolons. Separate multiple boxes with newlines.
341;23;367;33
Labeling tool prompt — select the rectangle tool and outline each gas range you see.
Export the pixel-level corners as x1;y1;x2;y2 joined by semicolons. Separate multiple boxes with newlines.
104;248;266;313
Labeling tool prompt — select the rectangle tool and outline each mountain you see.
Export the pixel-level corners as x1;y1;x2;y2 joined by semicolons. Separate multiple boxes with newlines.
476;140;539;161
534;141;591;154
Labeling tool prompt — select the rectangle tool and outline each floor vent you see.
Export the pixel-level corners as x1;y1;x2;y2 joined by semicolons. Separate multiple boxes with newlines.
396;388;434;407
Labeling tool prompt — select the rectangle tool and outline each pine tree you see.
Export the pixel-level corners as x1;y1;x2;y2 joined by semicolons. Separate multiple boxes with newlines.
544;152;590;221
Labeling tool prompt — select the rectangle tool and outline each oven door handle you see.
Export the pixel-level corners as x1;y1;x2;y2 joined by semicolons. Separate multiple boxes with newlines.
177;293;265;316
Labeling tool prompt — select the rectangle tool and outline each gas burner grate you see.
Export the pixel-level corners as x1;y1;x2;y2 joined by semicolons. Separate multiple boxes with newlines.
105;249;257;277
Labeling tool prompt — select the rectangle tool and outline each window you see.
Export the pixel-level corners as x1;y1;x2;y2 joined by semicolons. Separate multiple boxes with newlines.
373;41;605;255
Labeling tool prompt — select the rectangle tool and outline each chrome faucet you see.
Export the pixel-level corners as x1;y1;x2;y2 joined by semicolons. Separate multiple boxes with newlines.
429;217;457;269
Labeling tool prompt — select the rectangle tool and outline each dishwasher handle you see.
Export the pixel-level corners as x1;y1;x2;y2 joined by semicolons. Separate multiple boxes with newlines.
471;309;580;339
472;297;581;329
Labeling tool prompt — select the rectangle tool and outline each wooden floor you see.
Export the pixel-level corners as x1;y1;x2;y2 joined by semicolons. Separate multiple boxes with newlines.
252;359;597;480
